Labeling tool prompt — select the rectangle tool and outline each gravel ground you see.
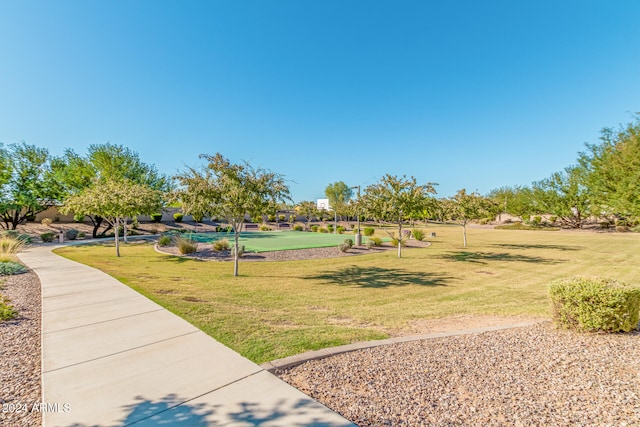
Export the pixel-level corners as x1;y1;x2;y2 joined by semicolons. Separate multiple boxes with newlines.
277;322;640;426
0;271;41;427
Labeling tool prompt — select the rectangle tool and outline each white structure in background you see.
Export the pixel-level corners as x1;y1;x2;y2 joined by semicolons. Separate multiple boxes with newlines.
316;198;331;211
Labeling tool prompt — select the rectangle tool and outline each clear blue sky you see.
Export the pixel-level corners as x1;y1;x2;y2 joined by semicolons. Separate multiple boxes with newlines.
1;1;639;202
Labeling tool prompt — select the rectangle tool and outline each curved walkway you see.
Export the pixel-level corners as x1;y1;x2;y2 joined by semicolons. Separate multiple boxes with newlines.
19;245;354;427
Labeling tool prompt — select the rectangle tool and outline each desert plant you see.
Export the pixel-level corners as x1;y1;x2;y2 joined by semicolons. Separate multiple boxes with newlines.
390;237;406;247
41;218;52;227
65;229;79;240
411;228;425;241
78;232;86;238
213;238;231;251
293;224;303;231
259;224;271;231
549;276;640;332
173;212;184;223
327;224;334;232
367;236;383;247
0;261;28;276
0;294;16;321
548;216;558;223
157;235;172;247
343;238;353;248
337;226;346;234
150;213;163;223
311;225;319;232
278;214;285;222
363;227;375;236
338;242;350;253
319;227;329;233
268;214;276;222
0;237;27;262
41;232;55;243
532;216;542;226
175;236;197;254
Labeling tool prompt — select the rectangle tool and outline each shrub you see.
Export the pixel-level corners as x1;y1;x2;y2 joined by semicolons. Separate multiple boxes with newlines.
319;227;328;233
549;276;640;332
78;232;86;239
343;238;353;248
192;213;204;223
532;216;542;226
173;213;184;223
337;226;346;234
213;238;230;251
0;237;27;262
390;237;406;247
338;242;350;253
411;228;425;241
327;224;334;232
367;236;383;247
74;214;85;223
41;232;55;243
548;216;558;223
41;218;52;226
278;214;286;222
311;225;319;232
65;229;79;240
600;221;612;229
175;236;197;254
0;261;27;276
268;214;276;222
1;230;19;239
259;224;271;231
157;235;172;247
363;227;375;236
17;234;32;245
293;224;303;231
151;213;163;223
0;295;16;321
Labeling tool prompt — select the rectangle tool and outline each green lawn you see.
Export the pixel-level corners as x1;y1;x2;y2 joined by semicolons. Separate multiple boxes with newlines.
55;224;640;363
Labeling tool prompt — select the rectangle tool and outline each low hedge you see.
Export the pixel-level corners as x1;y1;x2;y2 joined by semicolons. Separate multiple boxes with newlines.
549;276;640;332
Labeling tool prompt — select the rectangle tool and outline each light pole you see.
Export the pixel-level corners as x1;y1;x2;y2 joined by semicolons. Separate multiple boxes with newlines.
351;185;361;246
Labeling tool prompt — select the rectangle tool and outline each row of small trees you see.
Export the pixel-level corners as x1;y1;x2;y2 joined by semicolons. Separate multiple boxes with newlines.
488;117;640;228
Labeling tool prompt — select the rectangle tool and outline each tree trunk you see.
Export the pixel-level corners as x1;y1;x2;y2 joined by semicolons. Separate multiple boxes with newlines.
115;217;121;257
123;218;128;243
462;224;467;247
233;228;240;277
397;221;402;258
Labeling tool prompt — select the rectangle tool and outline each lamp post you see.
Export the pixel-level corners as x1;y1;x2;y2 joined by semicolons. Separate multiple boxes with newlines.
351;185;361;246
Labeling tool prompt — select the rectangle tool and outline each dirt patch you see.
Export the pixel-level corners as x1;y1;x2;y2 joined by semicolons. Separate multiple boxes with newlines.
399;314;547;336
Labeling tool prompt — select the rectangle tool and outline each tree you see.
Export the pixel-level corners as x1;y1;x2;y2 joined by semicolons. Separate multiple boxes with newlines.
0;143;61;230
174;153;289;276
53;143;169;237
579;118;640;218
487;185;535;222
60;179;163;256
361;174;436;258
448;189;491;247
295;200;319;230
531;165;594;228
324;181;353;231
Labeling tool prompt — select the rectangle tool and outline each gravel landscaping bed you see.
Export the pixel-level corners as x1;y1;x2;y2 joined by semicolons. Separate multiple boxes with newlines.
0;271;41;427
277;322;640;426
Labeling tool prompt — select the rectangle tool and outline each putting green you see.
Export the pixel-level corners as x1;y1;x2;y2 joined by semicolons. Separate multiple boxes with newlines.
185;231;359;252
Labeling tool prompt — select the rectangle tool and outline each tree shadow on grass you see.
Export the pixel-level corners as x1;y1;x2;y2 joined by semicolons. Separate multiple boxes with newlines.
439;251;566;265
304;265;450;288
490;243;583;251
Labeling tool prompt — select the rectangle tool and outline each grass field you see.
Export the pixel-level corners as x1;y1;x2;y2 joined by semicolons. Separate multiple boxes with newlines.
186;230;361;252
55;224;640;363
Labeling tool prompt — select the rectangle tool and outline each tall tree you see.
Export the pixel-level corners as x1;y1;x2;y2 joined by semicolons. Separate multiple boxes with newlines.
448;189;491;247
579;118;640;218
53;143;169;237
361;174;436;258
174;153;289;276
0;143;61;229
324;181;353;228
60;179;163;256
531;165;594;228
487;185;535;222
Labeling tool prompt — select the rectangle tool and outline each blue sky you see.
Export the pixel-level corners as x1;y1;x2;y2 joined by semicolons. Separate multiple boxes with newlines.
1;1;639;202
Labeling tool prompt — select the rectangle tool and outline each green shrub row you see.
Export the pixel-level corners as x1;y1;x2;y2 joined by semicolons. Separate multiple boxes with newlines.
550;276;640;332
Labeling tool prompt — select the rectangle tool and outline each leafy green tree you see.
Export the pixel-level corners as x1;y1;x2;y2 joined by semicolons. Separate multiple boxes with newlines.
174;153;289;276
361;174;436;258
487;185;535;222
61;179;163;256
53;143;169;237
448;189;491;247
0;143;61;230
579;118;640;218
531;165;594;228
324;181;353;228
295;200;320;230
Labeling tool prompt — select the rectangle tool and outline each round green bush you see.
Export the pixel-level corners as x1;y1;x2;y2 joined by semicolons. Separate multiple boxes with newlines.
293;224;303;231
173;213;184;223
41;232;55;243
338;242;350;253
363;227;375;236
157;235;172;247
550;276;640;332
336;226;346;234
150;213;163;223
65;229;79;240
311;225;319;232
343;238;353;248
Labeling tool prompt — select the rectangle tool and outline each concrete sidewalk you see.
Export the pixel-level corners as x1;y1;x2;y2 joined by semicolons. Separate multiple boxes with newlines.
19;245;354;427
